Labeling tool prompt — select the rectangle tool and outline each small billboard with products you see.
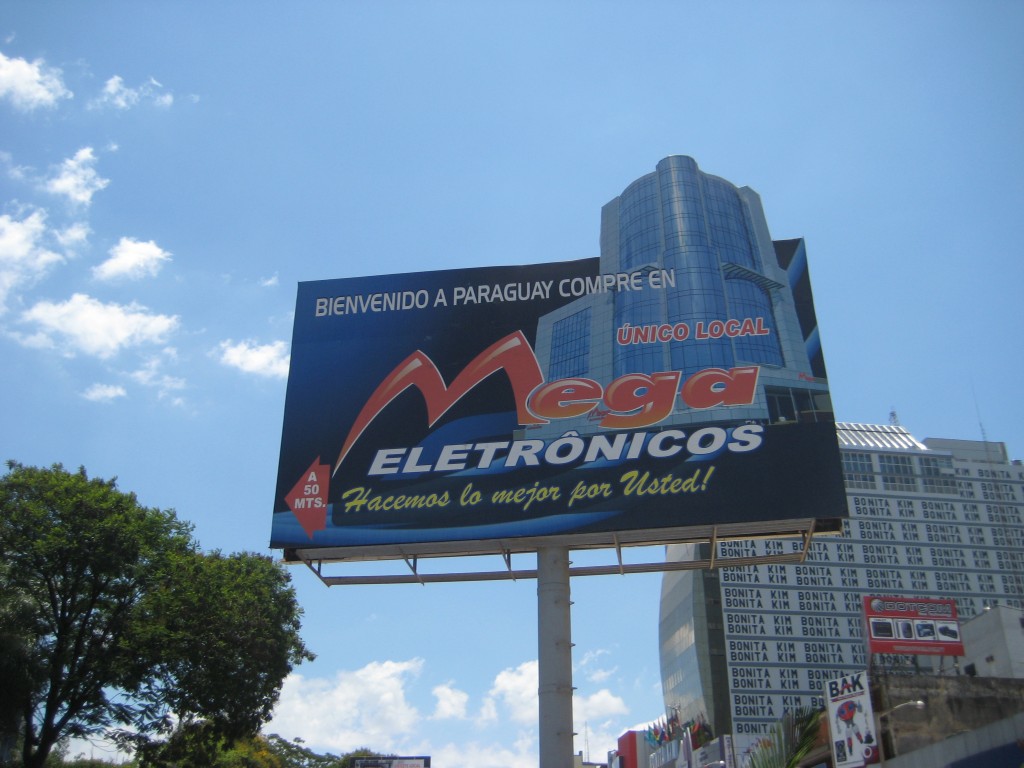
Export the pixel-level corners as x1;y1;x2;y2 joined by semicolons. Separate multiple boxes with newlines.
863;596;965;657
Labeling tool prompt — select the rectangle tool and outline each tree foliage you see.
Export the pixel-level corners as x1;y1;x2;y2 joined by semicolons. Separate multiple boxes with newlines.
127;552;314;765
0;462;312;768
261;736;381;768
745;707;824;768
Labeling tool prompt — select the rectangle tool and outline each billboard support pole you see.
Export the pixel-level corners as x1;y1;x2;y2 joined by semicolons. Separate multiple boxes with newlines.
537;545;574;768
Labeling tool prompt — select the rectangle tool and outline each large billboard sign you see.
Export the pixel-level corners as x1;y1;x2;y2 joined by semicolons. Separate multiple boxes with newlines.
863;596;965;656
271;257;846;558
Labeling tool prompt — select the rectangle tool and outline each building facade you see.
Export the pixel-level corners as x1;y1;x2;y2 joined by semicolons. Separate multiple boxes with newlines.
533;154;833;440
960;604;1024;680
658;423;1024;758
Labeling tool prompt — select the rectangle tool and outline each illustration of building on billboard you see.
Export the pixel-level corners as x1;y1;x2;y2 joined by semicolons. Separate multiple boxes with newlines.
530;154;832;441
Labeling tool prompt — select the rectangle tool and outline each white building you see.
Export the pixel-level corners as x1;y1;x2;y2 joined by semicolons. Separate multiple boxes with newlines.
960;604;1024;680
658;423;1024;758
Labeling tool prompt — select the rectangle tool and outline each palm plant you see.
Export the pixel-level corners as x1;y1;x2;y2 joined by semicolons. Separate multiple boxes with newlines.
745;707;824;768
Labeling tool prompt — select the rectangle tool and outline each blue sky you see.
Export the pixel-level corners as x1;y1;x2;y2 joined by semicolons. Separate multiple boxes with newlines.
2;2;1022;765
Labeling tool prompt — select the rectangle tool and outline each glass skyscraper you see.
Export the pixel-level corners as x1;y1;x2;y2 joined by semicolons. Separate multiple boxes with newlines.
533;155;832;439
659;424;1024;758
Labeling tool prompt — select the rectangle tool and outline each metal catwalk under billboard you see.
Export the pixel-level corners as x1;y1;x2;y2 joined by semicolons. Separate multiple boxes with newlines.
271;253;846;555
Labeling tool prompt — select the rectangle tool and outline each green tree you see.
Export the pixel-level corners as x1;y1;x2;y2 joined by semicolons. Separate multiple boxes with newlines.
128;552;314;765
0;559;38;764
0;462;312;768
745;707;825;768
262;737;382;768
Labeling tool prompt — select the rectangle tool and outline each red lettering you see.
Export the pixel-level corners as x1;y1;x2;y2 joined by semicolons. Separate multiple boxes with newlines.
529;378;602;420
334;331;545;473
335;331;763;473
600;372;681;429
680;366;760;409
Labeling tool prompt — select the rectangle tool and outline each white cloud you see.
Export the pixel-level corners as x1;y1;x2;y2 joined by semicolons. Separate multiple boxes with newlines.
93;237;171;281
97;75;139;110
476;695;498;725
131;355;186;405
82;383;127;402
579;648;610;666
55;222;90;249
217;339;290;379
19;293;179;358
0;51;72;111
573;688;629;723
482;660;538;725
0;209;63;313
259;273;279;287
267;660;424;753
431;682;469;720
578;648;617;684
1;149;30;181
432;738;538;768
45;147;109;206
261;655;630;767
90;74;173;111
585;666;616;683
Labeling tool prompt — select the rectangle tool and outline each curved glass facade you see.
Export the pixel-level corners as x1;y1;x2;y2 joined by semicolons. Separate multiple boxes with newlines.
548;308;592;380
659;558;702;720
536;155;833;438
607;156;784;382
659;545;730;734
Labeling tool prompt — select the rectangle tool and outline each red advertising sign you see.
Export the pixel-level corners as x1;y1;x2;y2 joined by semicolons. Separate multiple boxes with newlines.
862;596;964;656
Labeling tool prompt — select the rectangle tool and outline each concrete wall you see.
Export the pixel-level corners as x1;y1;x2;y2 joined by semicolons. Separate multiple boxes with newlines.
885;711;1024;768
873;674;1024;758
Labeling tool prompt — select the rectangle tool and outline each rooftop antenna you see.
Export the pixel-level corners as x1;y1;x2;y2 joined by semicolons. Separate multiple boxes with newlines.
972;385;989;444
971;382;1001;467
889;407;900;427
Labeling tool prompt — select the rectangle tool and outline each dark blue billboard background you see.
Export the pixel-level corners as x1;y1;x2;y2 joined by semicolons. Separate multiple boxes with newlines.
271;258;847;553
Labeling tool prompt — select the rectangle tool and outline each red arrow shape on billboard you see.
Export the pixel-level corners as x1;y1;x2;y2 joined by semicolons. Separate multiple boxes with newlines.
285;458;330;538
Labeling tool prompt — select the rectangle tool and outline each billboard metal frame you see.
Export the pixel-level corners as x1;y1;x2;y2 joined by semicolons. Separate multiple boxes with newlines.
287;517;841;586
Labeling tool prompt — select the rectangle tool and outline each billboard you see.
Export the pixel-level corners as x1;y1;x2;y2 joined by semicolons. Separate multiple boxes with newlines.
825;672;879;767
271;256;846;558
863;596;965;656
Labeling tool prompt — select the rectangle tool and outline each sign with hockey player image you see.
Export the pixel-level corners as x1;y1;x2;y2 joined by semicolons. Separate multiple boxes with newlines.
825;672;879;767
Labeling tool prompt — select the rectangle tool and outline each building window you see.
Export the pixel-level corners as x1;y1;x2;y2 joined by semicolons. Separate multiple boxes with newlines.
725;278;783;366
549;309;591;380
842;451;876;490
920;456;958;495
766;387;828;424
879;454;918;492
